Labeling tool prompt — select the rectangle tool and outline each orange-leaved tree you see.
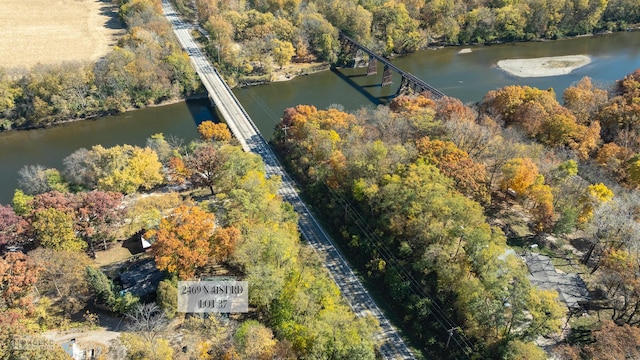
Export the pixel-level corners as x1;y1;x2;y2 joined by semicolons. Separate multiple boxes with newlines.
147;205;216;280
500;157;539;195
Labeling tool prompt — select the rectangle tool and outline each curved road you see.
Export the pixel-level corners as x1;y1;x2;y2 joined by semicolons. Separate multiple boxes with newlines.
161;2;415;358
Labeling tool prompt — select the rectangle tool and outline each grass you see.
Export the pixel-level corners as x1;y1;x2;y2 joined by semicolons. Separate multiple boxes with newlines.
93;246;134;268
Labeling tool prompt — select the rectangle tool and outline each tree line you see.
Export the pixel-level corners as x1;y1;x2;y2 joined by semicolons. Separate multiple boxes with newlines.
0;122;378;359
0;0;199;131
272;69;640;358
178;0;640;86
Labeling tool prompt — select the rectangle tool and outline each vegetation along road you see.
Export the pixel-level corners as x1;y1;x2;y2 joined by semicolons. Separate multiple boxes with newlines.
161;1;415;358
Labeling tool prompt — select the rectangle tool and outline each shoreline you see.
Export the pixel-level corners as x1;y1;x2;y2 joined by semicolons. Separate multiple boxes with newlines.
496;55;591;78
1;94;209;133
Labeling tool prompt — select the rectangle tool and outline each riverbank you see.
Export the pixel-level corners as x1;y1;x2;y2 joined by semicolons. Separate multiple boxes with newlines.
497;55;592;77
1;93;209;133
271;62;331;82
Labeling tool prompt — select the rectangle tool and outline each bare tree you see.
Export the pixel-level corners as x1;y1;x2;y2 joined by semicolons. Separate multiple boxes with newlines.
584;193;640;271
17;164;49;195
125;303;169;345
62;148;95;188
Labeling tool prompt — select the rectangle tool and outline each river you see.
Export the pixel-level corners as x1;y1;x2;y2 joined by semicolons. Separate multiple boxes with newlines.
1;31;640;204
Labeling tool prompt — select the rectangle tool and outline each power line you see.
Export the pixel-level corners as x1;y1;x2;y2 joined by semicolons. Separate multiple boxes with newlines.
325;186;475;356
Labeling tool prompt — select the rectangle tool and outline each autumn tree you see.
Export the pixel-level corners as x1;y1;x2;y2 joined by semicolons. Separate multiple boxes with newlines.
270;38;295;68
186;144;227;194
126;192;184;234
29;249;92;314
62;147;94;189
500;157;539;195
555;320;640;359
75;191;125;254
165;156;191;185
234;320;277;359
17;165;50;195
146;133;174;162
197;121;233;142
89;144;164;194
147;204;216;279
578;183;614;223
583;195;640;268
0;252;40;310
416;136;490;203
31;208;86;251
0;205;27;247
562;77;608;124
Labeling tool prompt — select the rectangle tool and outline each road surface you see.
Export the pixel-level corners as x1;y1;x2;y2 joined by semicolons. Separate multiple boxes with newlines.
161;2;415;358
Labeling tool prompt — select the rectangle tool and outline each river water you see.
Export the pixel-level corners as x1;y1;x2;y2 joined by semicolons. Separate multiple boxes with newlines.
1;31;640;204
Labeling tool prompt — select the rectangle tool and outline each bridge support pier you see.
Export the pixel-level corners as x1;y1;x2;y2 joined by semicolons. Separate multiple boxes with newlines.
382;65;393;87
367;57;378;76
396;76;410;95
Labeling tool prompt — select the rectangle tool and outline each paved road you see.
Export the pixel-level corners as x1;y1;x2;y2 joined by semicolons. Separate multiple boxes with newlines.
161;2;415;358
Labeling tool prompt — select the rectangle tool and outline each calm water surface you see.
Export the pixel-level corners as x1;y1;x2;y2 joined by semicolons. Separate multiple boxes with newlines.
0;100;215;204
1;31;640;203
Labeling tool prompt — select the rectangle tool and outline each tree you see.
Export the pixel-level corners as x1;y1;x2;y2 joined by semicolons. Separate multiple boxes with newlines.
29;249;91;314
156;278;178;319
563;77;608;124
12;189;33;216
197;121;232;142
75;191;125;254
17;164;50;195
416;136;490;203
147;204;216;279
0;252;40;310
270;38;295;68
628;154;640;187
89;144;164;194
500;157;539;195
186;144;226;194
146;133;173;162
31;208;86;251
86;266;139;314
0;205;27;246
583;195;640;268
125;303;169;346
597;249;640;324
125;192;184;237
580;321;640;359
62;148;94;189
578;183;614;223
212;226;241;262
165;156;191;185
234;320;277;359
121;332;173;360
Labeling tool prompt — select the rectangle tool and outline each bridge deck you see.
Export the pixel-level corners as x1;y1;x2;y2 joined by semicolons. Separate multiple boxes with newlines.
161;1;415;359
340;33;446;99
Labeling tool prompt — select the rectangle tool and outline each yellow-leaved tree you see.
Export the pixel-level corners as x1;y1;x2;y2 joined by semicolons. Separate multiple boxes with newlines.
578;183;614;223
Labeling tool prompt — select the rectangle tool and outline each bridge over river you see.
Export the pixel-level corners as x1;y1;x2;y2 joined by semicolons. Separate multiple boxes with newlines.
339;33;446;99
162;1;419;358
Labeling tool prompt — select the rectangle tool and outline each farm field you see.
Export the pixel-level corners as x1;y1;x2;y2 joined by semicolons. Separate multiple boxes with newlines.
0;0;124;70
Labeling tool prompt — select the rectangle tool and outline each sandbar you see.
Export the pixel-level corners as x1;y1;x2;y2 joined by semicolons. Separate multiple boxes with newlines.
497;55;591;78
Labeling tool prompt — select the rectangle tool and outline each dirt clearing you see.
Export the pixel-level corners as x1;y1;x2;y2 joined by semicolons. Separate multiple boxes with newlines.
0;0;125;70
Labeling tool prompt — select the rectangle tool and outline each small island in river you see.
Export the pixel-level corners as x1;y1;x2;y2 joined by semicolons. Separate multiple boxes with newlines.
497;55;591;77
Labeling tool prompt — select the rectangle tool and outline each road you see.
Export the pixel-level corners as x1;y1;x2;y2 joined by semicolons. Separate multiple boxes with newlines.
161;1;415;358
